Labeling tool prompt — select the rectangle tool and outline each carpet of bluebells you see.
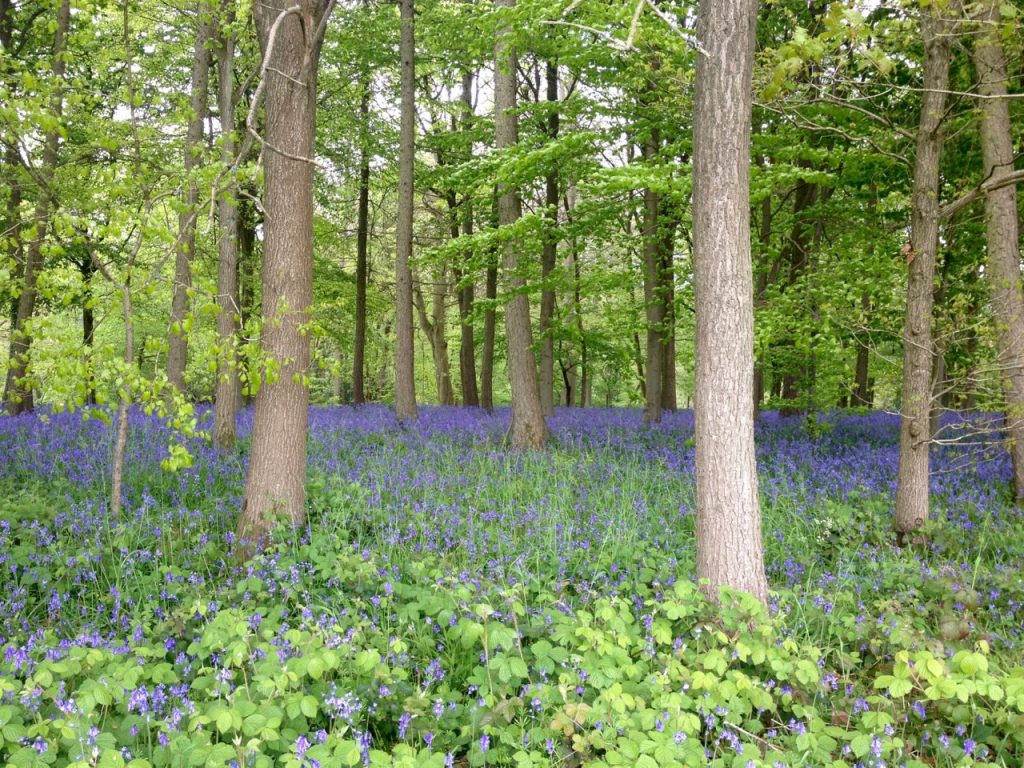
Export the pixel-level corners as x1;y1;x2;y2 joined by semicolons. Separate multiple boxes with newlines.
1;407;1023;768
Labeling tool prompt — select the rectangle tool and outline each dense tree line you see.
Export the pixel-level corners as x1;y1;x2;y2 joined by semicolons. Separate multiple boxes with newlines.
1;0;1022;599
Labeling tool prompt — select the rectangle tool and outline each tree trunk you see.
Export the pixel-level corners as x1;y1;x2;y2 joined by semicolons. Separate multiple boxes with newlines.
237;192;258;405
642;131;665;424
777;173;817;415
353;77;370;405
693;0;768;604
853;292;872;406
393;0;417;421
481;251;497;411
457;70;479;407
659;200;679;412
213;0;239;450
894;3;953;535
971;0;1024;501
538;60;559;416
167;3;212;394
413;269;454;405
80;257;96;405
237;0;332;551
3;0;71;415
495;0;546;447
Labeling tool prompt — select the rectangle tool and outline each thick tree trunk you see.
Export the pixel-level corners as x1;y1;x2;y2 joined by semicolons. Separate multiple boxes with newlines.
3;0;71;415
693;0;768;604
167;4;212;394
393;0;417;421
971;0;1024;501
237;0;331;551
538;60;559;416
894;4;953;535
353;79;370;405
457;70;479;407
495;0;546;447
213;1;239;450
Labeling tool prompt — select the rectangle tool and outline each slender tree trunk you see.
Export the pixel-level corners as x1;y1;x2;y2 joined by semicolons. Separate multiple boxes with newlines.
659;200;679;412
693;0;768;604
853;291;872;406
480;256;497;411
456;70;479;407
642;131;665;424
778;174;817;415
971;0;1024;501
413;269;454;405
213;0;239;450
538;60;559;416
894;3;954;535
2;2;22;398
237;0;332;551
565;187;588;407
237;193;257;404
3;0;71;415
80;258;97;405
167;3;212;394
393;0;417;420
353;78;370;405
495;0;546;447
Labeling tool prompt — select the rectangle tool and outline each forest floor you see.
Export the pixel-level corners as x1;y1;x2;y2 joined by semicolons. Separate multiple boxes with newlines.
0;407;1022;767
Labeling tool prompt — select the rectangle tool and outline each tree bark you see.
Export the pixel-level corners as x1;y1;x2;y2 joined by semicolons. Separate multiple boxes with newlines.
457;70;479;407
539;60;559;416
894;3;954;535
167;3;212;394
237;0;332;551
213;0;239;450
3;0;71;415
777;173;818;415
393;0;417;421
693;0;768;604
642;130;665;424
853;291;872;406
80;257;96;405
971;0;1024;501
659;199;679;412
353;77;370;404
413;268;454;405
480;255;497;411
495;0;546;447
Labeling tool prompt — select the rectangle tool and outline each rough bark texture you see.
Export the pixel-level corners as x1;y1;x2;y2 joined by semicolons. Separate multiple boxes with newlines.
538;60;559;416
213;0;239;450
353;79;370;404
237;0;331;550
495;0;546;447
894;4;952;535
692;0;769;604
3;0;70;415
393;0;417;421
167;4;212;394
971;0;1024;501
457;70;479;407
